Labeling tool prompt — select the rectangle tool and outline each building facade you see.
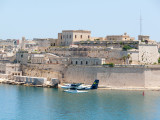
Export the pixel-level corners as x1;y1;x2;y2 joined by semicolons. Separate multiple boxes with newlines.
58;30;91;46
106;33;135;41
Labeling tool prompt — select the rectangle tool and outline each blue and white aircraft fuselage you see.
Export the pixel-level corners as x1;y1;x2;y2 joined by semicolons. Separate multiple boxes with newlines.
61;80;99;90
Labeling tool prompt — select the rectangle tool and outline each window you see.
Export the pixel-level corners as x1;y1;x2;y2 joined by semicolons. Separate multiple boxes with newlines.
81;61;83;65
75;35;77;39
61;35;62;40
71;61;73;64
62;73;64;78
81;35;82;39
86;61;88;65
76;61;78;64
63;35;65;39
70;35;72;38
88;35;90;39
67;35;68;38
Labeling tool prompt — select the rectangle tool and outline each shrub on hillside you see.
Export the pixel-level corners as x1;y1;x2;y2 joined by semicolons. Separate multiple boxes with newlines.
103;63;115;67
158;58;160;63
122;45;133;51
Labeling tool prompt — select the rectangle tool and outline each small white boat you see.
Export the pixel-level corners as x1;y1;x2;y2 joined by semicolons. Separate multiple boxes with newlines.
64;89;88;93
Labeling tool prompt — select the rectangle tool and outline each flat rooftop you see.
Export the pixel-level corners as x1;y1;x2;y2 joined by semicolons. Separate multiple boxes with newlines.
62;30;91;33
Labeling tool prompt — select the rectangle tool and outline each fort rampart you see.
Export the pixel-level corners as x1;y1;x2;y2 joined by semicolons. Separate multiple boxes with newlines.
21;64;160;88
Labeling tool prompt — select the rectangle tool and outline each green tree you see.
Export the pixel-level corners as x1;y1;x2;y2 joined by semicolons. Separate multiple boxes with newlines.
122;45;133;51
158;58;160;63
122;56;127;64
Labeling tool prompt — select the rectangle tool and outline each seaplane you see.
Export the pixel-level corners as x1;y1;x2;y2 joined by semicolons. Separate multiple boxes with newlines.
64;85;88;93
62;80;99;93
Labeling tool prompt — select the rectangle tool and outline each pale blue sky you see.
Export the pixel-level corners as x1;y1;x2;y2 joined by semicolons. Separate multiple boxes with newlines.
0;0;160;41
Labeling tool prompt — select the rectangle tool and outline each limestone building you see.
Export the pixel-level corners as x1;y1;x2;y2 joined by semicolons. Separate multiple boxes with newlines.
138;44;159;64
70;57;105;66
138;35;150;41
106;33;135;41
0;63;22;76
58;30;91;46
33;38;59;51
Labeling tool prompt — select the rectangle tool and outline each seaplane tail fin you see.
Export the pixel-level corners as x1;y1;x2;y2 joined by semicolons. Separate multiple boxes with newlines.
91;80;99;89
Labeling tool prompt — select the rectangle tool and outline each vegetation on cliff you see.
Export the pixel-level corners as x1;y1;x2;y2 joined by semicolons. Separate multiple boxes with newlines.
122;45;133;51
103;63;115;67
158;58;160;63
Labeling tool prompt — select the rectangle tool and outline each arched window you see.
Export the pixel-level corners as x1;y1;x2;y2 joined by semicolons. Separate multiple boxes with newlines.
81;61;83;65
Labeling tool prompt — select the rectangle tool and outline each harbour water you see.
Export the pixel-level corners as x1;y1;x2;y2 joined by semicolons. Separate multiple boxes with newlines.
0;84;160;120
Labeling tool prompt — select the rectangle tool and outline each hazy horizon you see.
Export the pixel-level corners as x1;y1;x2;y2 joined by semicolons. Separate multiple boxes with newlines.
0;0;160;41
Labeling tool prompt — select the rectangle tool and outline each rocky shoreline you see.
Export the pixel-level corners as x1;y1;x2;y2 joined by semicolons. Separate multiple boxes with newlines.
0;78;58;88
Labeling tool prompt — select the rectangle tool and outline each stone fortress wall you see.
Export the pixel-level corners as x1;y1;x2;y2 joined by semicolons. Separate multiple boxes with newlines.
22;64;160;88
64;65;160;88
21;64;66;82
139;44;159;64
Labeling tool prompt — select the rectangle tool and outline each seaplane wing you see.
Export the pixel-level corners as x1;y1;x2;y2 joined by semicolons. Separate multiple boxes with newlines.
61;83;82;89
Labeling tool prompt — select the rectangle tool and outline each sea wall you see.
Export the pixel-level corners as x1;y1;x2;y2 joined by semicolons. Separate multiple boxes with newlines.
145;68;160;87
64;66;146;87
21;64;65;82
21;64;160;88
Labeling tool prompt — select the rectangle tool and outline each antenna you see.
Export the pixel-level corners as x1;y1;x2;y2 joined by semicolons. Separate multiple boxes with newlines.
140;10;143;36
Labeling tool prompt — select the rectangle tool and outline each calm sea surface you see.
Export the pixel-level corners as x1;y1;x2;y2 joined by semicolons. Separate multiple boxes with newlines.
0;84;160;120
